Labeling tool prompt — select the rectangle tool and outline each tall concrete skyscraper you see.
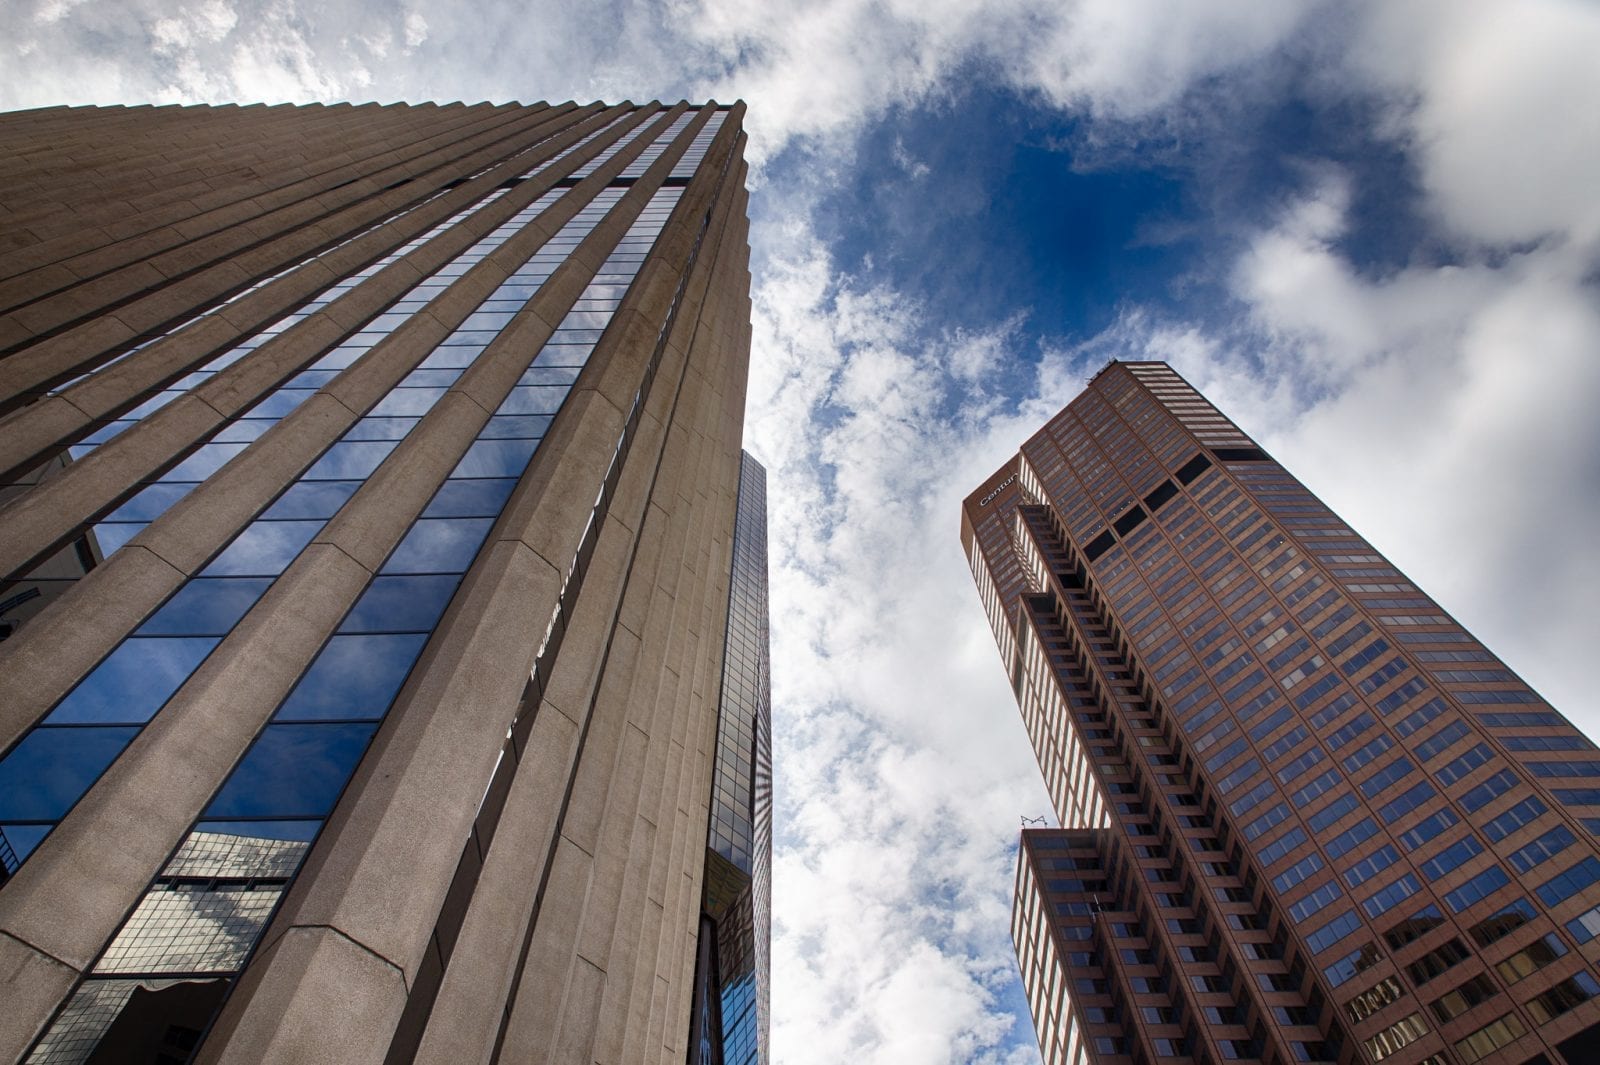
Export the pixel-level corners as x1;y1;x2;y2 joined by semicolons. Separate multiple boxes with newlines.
963;361;1600;1065
0;98;766;1064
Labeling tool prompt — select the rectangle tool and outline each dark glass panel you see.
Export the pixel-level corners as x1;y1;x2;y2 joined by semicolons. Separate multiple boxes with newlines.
273;634;427;720
480;415;552;439
342;417;420;441
104;483;197;522
451;439;537;478
422;479;517;517
339;575;460;634
301;440;398;480
261;481;361;520
0;823;50;869
201;520;323;576
137;579;273;636
0;726;140;820
379;518;493;575
203;723;377;819
45;637;220;723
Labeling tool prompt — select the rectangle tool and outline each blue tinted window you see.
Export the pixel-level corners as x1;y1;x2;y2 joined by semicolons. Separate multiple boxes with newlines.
496;386;568;415
517;366;581;386
380;518;492;574
262;481;361;520
480;415;552;439
273;634;427;721
302;441;398;480
137;579;272;636
422;479;517;517
202;520;323;576
204;723;377;818
368;387;446;417
92;523;144;556
451;439;537;478
211;419;272;443
339;576;460;634
342;417;420;441
0;823;50;867
164;442;249;481
104;483;197;522
0;726;140;820
45;637;219;723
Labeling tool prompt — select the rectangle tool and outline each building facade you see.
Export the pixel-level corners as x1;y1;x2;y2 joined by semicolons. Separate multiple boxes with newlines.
689;451;773;1065
963;361;1600;1065
0;98;760;1064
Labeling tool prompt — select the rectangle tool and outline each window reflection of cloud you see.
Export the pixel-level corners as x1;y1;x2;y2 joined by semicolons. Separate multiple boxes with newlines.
496;386;567;415
274;634;427;720
164;442;249;481
262;481;360;520
450;439;537;479
204;723;376;819
46;638;218;723
302;440;398;480
380;518;492;574
137;579;273;636
339;576;459;634
201;521;323;576
105;483;196;522
422;479;516;518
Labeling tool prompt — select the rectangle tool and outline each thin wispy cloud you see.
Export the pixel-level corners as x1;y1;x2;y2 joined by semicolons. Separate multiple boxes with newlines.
3;0;1597;1060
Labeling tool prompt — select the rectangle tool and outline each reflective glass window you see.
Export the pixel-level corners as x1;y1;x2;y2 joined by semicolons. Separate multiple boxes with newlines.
261;481;361;520
104;483;198;522
367;387;446;417
422;479;517;517
0;726;141;820
339;576;460;634
137;579;273;636
273;634;427;721
342;417;420;441
203;723;378;819
201;521;323;576
380;518;492;574
496;386;568;414
92;523;144;556
451;439;537;478
164;442;250;481
480;415;551;439
45;637;220;723
302;440;399;480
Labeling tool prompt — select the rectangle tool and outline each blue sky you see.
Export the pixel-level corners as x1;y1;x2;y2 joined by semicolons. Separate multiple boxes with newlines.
4;1;1599;1060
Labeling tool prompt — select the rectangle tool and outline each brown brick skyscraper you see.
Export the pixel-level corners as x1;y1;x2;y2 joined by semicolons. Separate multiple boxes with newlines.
963;361;1600;1065
0;100;760;1064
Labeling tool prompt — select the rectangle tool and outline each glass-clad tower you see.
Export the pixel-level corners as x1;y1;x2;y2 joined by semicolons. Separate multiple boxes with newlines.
0;99;758;1064
963;361;1600;1065
690;450;772;1065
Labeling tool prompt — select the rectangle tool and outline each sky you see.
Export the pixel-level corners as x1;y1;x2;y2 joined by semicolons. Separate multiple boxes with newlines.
4;0;1600;1060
